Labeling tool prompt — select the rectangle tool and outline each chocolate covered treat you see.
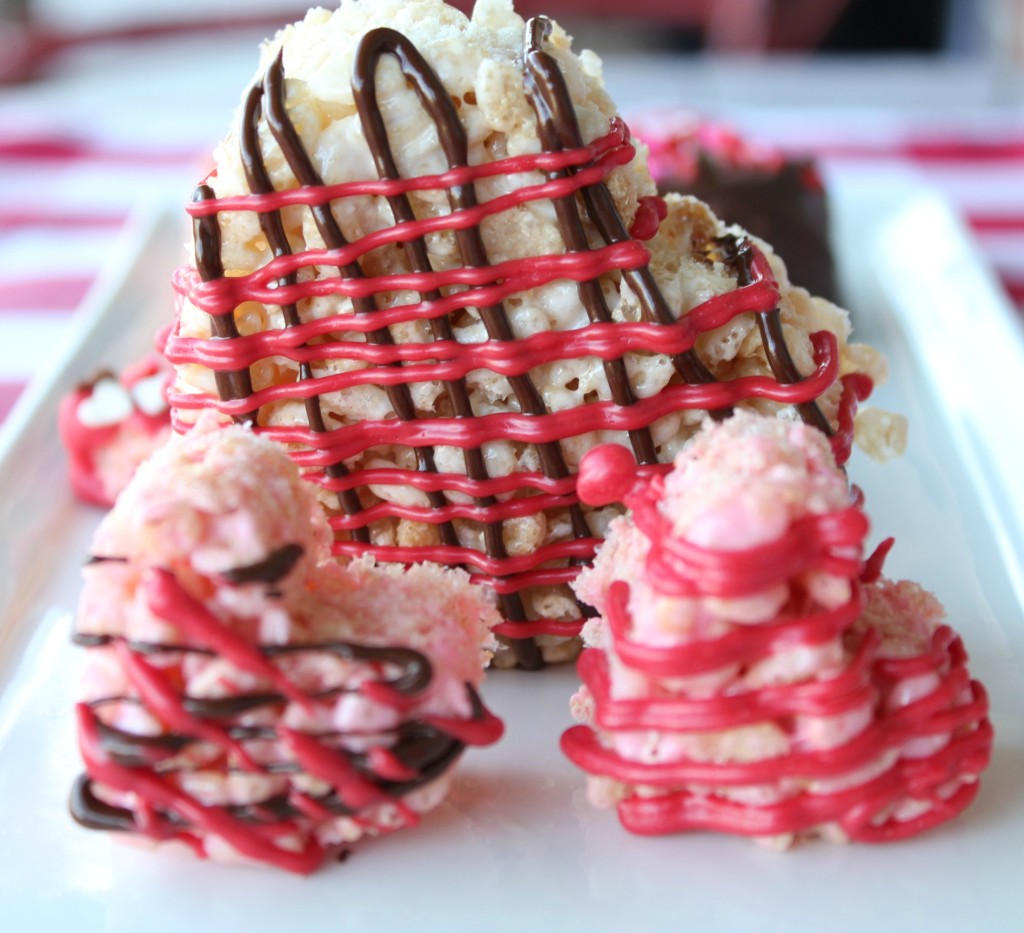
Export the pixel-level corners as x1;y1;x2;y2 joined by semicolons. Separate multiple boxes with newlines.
563;414;991;847
165;0;895;669
645;121;839;303
71;415;502;874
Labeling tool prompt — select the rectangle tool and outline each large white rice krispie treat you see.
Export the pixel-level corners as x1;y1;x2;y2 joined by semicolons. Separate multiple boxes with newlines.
165;0;898;670
564;413;990;847
71;414;502;874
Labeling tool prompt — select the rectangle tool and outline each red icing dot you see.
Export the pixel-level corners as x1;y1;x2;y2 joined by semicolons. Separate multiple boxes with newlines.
628;195;668;240
577;444;640;506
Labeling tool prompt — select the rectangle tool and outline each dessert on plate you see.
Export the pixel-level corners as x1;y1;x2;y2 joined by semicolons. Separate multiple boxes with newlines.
641;118;839;303
59;353;172;508
563;413;991;847
70;415;502;874
163;0;898;669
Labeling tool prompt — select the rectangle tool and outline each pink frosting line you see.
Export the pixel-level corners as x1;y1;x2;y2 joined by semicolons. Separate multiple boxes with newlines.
196;331;837;459
187;121;634;216
326;489;578;530
280;726;413;815
143;568;317;713
636;507;868;598
76;703;327;875
112;639;260;770
605;578;865;677
562;672;988;786
164;270;777;371
577;627;878;731
176;238;648;318
561;616;992;842
613;732;989;840
331;536;597;576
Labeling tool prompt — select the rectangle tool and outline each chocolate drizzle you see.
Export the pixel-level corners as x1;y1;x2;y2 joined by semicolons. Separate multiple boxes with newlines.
350;27;607;669
191;185;257;419
236;83;374;544
722;234;832;437
521;23;658;465
70;604;492;847
70;686;484;834
71;632;434;697
171;16;853;667
523;18;725;416
219;542;305;584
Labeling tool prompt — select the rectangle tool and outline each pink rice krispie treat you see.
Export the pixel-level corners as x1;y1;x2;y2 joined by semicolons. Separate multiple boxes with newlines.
71;414;502;874
563;412;991;847
59;353;173;507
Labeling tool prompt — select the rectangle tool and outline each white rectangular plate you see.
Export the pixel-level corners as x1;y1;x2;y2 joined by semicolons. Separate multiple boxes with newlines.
0;181;1022;932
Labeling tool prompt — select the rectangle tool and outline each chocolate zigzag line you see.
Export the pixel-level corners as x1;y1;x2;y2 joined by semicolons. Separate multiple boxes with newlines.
181;16;841;666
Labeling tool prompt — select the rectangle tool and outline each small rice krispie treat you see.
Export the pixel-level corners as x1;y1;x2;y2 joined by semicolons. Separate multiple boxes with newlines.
59;353;172;507
563;413;991;847
71;414;502;874
164;0;897;669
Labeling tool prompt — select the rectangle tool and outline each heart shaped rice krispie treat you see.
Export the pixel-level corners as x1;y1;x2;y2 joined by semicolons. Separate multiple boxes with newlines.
71;414;502;874
563;412;990;847
164;0;899;669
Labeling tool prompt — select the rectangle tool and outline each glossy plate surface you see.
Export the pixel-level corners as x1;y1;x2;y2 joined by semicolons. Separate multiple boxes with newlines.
0;181;1022;931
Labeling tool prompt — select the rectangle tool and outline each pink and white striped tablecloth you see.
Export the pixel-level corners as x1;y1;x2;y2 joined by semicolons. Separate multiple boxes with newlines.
1;49;1022;429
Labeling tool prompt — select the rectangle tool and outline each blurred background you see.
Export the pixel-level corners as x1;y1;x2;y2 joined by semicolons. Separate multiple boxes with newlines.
5;0;1020;56
0;0;1022;423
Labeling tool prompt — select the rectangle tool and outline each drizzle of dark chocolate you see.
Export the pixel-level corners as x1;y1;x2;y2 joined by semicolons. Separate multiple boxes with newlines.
70;775;139;833
260;41;539;666
176;19;850;667
725;235;833;436
191;184;258;421
78;706;462;775
71;634;433;698
524;17;726;423
70;686;484;833
85;554;128;565
520;29;656;467
219;542;304;584
238;83;373;544
352;27;602;669
260;54;464;559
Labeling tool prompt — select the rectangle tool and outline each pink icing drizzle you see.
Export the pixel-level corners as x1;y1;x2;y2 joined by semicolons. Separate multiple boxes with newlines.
59;354;170;508
562;446;993;842
77;703;327;874
77;569;502;873
164;122;867;640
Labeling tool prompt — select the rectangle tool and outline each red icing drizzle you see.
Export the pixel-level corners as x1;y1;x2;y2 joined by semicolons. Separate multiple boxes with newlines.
628;195;668;240
164;45;869;646
563;448;993;843
59;354;171;508
167;241;846;630
75;570;502;873
76;703;326;874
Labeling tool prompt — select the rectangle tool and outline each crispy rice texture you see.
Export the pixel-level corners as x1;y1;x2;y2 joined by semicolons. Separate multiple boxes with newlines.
171;0;900;662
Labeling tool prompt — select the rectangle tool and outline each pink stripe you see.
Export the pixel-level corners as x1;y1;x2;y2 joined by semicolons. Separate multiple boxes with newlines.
810;139;1024;162
0;276;93;310
966;214;1024;233
0;139;199;167
0;210;127;231
0;381;26;423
